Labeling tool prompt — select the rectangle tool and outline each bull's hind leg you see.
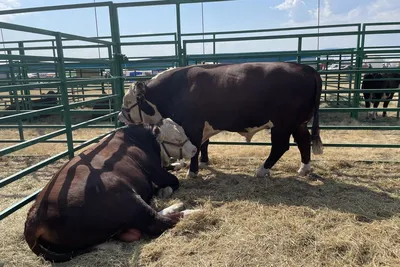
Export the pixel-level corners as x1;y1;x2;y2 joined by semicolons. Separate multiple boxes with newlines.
382;93;394;117
293;124;312;176
116;193;183;241
256;128;291;178
118;202;198;242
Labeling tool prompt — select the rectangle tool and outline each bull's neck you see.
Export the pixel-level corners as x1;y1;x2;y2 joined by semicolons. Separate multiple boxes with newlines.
145;83;183;124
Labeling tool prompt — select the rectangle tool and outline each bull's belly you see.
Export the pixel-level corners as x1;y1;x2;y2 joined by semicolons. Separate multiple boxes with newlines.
202;120;274;143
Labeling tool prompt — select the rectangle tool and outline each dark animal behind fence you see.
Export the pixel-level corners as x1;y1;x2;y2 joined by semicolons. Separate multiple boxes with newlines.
5;90;58;120
362;72;400;120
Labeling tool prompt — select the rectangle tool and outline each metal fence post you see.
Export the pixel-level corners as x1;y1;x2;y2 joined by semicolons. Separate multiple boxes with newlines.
351;24;365;119
55;32;74;159
109;4;124;127
7;50;24;141
297;37;302;63
176;3;183;67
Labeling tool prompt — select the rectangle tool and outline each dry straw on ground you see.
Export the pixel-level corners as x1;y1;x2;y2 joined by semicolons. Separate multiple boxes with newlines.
1;126;400;266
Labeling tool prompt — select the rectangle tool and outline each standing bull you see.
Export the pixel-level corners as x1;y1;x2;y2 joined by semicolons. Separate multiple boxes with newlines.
362;72;400;120
118;62;323;178
24;119;198;262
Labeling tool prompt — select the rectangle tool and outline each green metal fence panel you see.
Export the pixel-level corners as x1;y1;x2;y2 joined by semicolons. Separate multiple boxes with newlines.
0;1;399;222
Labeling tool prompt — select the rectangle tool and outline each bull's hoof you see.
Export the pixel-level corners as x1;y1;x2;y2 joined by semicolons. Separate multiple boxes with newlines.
255;166;271;178
158;202;185;216
199;161;209;169
298;163;311;176
186;170;198;178
157;186;174;199
171;161;186;171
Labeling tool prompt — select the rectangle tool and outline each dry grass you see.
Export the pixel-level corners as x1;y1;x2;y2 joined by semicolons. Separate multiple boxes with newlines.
1;152;400;267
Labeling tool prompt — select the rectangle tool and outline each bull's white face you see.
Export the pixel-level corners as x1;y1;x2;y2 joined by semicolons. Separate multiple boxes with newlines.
155;118;197;166
118;82;163;125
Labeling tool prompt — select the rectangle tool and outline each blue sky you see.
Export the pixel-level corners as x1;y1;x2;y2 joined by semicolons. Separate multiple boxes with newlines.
0;0;399;58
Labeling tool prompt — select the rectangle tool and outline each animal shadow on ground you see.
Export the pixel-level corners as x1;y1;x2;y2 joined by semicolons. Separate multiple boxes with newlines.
173;165;400;222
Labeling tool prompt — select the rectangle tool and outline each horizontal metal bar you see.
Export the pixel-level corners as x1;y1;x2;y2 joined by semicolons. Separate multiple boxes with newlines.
0;125;115;129
0;21;57;37
363;29;400;35
324;88;400;93
65;78;116;86
59;33;113;46
183;31;360;44
320;108;400;112
0;1;112;15
0;82;61;93
1;125;399;131
209;141;400;148
0;53;56;61
0;189;43;221
0;94;114;99
364;21;400;27
0;128;66;156
121;32;176;38
0;112;118;156
0;32;176;46
115;0;234;8
182;23;361;37
0;139;99;143
0;105;63;123
121;41;176;46
67;95;118;108
0;45;109;51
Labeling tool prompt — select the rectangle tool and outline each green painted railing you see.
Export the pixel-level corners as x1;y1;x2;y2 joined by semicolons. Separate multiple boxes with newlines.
0;1;399;221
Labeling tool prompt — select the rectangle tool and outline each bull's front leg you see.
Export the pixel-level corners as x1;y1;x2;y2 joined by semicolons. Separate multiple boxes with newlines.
187;147;201;178
183;124;204;179
149;164;181;198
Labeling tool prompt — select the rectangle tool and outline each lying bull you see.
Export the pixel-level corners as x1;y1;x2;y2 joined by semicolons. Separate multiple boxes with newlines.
6;90;58;110
5;90;58;120
24;119;198;262
362;72;400;120
118;62;323;178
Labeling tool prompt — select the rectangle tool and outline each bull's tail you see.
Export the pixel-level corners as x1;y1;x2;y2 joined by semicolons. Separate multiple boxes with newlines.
24;219;93;263
311;72;323;155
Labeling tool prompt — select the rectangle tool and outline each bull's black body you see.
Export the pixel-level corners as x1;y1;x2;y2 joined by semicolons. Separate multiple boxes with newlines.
133;62;323;176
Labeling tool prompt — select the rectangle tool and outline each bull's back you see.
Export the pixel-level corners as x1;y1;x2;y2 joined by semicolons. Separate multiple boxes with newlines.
185;62;318;128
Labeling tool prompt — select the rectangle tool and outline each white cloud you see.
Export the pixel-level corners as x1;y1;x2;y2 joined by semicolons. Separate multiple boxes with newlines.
279;0;400;26
0;0;21;22
273;0;310;23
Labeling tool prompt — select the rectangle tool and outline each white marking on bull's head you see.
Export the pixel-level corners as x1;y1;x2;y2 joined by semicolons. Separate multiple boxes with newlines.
153;118;197;166
118;82;162;125
118;68;177;125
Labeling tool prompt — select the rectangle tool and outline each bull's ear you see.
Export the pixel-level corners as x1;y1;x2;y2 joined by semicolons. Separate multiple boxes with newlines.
134;81;146;96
